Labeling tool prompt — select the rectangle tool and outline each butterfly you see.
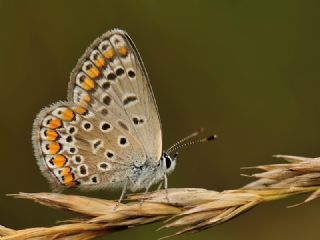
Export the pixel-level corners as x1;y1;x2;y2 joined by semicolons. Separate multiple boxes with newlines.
32;29;216;203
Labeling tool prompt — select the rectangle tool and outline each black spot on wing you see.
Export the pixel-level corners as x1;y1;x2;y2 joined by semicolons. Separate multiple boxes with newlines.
115;67;125;76
93;140;102;149
103;95;112;105
118;121;129;131
107;73;116;81
128;70;136;78
102;81;110;90
123;95;138;106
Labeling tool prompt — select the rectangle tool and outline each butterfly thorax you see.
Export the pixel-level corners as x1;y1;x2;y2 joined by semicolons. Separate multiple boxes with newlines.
128;153;176;191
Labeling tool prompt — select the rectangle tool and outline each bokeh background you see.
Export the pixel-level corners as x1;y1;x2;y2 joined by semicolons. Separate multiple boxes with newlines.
1;0;320;239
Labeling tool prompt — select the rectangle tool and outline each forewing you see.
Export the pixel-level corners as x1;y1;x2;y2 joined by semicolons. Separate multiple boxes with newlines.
68;29;162;162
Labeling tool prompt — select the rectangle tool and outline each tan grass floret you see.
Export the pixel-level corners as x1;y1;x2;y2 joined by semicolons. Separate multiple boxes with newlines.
1;155;320;239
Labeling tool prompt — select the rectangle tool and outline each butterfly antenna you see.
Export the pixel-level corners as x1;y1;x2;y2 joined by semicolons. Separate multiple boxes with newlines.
167;134;218;154
166;128;204;153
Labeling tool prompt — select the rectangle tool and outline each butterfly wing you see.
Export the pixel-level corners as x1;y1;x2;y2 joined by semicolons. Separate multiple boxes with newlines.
32;29;162;190
68;29;162;162
32;101;147;189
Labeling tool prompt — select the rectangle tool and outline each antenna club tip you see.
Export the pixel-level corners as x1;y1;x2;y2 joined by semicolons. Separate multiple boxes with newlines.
207;134;218;141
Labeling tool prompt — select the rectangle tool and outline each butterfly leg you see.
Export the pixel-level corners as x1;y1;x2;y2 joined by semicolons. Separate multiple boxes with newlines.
164;174;170;203
114;179;128;210
164;174;168;189
140;178;157;206
157;180;163;190
155;175;167;190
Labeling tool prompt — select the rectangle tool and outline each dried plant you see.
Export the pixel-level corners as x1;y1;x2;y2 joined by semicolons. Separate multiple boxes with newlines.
1;154;320;240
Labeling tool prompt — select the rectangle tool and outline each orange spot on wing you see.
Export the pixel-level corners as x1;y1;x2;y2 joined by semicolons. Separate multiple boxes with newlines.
46;129;58;141
51;155;67;168
87;66;100;78
82;94;91;103
61;166;71;176
118;47;128;57
95;56;105;68
63;174;74;185
81;78;95;91
49;118;62;129
75;106;88;115
62;109;75;121
49;142;61;154
103;49;114;59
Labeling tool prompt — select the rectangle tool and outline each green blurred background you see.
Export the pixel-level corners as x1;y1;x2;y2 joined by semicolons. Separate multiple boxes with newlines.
1;0;319;239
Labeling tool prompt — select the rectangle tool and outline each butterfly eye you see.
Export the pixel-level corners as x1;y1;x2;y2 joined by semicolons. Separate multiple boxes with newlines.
165;156;172;169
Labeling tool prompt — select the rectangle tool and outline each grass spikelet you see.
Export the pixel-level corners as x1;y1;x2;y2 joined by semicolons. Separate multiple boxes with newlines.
2;154;320;239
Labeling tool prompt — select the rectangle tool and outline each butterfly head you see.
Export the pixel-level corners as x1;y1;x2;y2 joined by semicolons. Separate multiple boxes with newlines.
160;152;178;174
